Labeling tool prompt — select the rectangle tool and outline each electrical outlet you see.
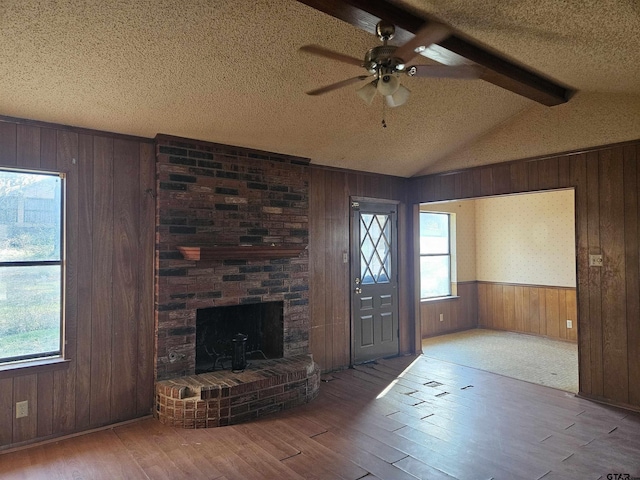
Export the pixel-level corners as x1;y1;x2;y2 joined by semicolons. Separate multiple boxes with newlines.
567;320;573;329
439;313;444;322
16;400;28;419
589;254;603;267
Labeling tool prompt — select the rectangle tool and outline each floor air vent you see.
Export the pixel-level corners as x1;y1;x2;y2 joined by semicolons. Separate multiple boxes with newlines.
424;381;443;388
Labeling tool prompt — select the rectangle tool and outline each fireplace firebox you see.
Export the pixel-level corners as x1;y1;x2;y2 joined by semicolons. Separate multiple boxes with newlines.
195;301;284;373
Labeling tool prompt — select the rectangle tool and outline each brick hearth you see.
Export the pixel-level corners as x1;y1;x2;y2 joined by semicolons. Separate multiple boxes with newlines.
155;355;319;428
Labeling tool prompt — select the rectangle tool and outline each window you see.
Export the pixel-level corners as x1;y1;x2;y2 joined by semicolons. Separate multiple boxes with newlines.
0;169;64;364
420;212;451;298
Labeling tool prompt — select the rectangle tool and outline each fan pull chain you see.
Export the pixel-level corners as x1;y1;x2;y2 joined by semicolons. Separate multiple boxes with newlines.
381;98;387;128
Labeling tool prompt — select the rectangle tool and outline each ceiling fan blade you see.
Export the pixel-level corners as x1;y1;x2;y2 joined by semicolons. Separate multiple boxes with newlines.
299;45;363;67
408;64;484;79
393;22;451;64
306;75;371;96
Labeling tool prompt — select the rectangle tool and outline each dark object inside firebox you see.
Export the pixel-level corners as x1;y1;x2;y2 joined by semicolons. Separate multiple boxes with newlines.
195;301;283;373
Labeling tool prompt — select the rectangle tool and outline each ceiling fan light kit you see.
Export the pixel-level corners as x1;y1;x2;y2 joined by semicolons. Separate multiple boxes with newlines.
301;20;480;110
356;77;410;108
356;81;377;105
377;72;400;96
386;84;410;108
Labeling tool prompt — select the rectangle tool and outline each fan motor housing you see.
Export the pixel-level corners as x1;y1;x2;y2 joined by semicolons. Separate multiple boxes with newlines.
364;45;404;74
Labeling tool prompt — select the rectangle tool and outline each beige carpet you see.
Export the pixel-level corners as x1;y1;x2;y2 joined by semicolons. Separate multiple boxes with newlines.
421;329;578;392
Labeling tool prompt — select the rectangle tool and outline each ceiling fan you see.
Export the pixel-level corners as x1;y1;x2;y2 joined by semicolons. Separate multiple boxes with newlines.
300;21;484;107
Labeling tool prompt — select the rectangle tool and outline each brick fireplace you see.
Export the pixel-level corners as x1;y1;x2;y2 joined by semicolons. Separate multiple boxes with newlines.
153;135;318;426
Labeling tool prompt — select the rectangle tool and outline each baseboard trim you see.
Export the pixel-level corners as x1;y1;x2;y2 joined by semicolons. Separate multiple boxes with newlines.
477;326;578;344
422;326;477;340
0;415;153;455
576;392;640;415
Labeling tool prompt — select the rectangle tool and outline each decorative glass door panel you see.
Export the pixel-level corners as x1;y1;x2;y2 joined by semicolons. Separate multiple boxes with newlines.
360;213;392;284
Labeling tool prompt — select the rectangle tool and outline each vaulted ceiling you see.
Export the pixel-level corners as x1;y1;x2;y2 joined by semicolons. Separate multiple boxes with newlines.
1;0;639;177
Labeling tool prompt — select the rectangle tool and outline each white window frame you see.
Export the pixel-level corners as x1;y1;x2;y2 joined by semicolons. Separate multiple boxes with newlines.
419;211;454;299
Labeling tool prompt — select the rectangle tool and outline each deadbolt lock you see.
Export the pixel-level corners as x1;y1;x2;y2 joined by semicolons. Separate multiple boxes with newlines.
354;277;360;285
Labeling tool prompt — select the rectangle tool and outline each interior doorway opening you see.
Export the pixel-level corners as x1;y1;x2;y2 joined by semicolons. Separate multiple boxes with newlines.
418;189;579;392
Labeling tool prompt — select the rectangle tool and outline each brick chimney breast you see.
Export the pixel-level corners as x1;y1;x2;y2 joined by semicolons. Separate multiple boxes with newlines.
154;135;310;381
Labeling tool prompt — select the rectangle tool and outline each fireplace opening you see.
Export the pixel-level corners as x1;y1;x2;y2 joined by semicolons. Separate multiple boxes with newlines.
195;301;284;373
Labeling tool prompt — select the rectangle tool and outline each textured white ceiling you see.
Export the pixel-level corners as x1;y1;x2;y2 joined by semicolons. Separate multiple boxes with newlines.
1;0;639;177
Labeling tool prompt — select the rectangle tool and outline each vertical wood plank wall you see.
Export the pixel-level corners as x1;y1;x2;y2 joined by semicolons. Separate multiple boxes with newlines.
308;166;412;372
0;119;155;449
409;140;640;410
420;282;478;337
477;283;578;342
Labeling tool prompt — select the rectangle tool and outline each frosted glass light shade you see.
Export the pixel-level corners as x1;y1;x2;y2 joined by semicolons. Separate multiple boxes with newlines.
386;84;411;107
377;75;400;96
356;81;377;105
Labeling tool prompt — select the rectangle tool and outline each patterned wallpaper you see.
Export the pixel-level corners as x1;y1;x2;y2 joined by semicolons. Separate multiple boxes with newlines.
421;200;477;282
422;189;576;287
475;189;577;287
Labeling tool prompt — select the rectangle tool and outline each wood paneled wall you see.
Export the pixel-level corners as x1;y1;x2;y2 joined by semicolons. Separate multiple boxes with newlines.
409;140;640;410
477;283;577;342
0;119;155;449
421;282;478;337
308;166;412;372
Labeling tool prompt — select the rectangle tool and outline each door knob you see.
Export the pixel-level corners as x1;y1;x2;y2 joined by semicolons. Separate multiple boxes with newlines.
355;287;362;294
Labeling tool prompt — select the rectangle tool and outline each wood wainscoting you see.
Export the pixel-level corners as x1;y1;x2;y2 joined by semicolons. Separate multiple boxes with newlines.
478;282;577;342
0;118;155;450
421;282;478;337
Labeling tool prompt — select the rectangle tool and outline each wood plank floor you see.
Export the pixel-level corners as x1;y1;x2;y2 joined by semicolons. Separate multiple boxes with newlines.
2;355;639;479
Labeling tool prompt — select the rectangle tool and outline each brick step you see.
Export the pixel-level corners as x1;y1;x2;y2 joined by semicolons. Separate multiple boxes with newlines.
155;355;319;428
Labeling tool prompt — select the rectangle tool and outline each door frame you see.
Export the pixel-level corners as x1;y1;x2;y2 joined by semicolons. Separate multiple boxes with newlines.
349;196;401;366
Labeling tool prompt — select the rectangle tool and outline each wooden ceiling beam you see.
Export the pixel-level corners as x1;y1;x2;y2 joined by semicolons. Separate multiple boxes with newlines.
296;0;574;106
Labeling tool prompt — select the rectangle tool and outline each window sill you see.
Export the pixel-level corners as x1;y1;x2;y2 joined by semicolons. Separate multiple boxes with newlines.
0;357;70;379
421;295;460;303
